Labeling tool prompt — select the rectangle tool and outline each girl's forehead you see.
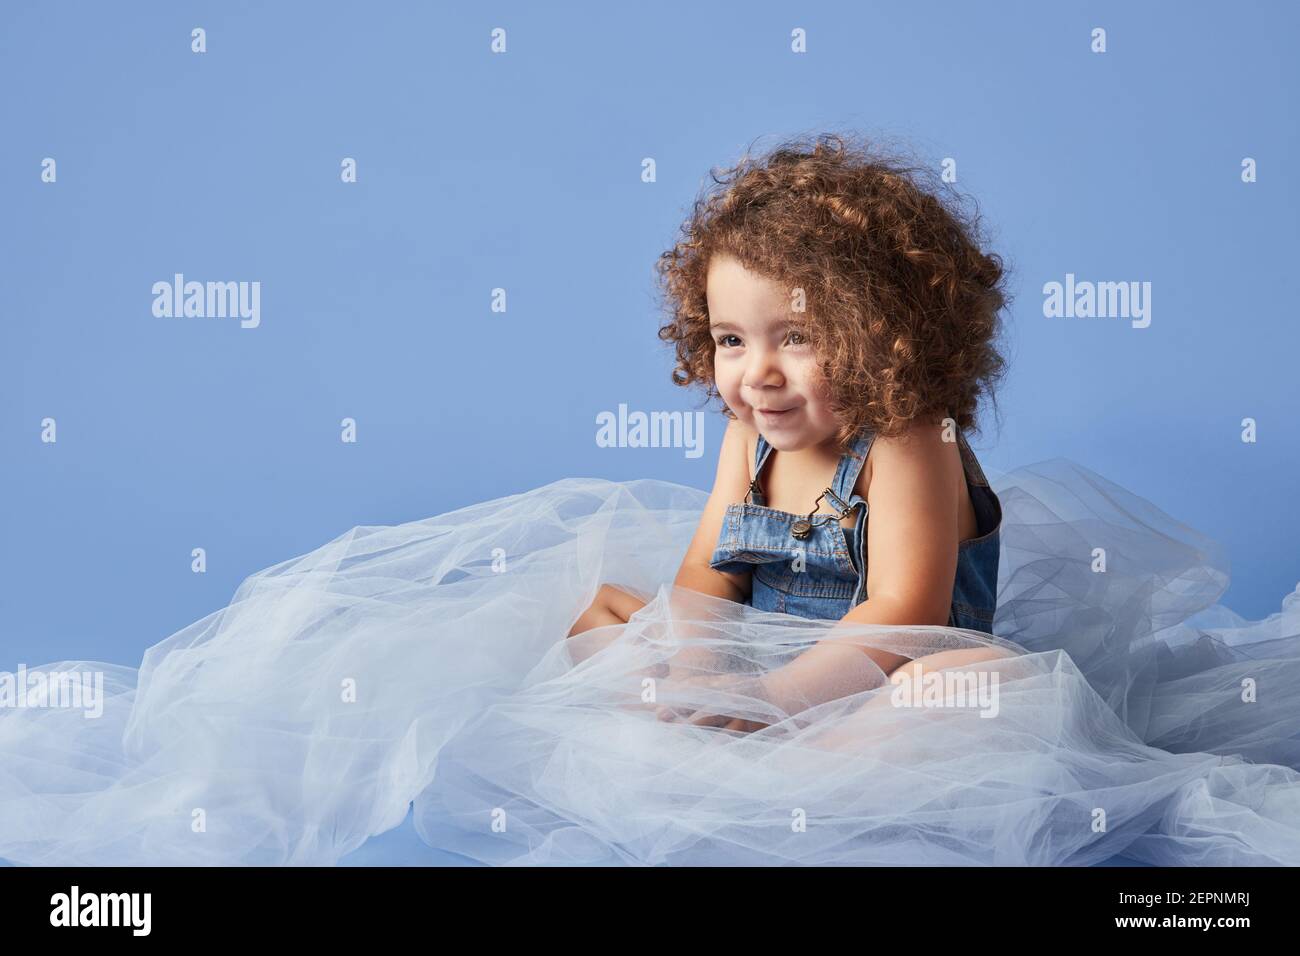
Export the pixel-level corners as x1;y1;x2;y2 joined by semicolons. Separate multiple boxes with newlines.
707;258;789;310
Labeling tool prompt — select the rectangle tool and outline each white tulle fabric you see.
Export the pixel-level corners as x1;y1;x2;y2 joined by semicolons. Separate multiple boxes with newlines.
3;458;1299;866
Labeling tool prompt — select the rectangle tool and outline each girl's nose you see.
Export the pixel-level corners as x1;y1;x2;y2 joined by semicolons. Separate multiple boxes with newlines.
742;351;785;390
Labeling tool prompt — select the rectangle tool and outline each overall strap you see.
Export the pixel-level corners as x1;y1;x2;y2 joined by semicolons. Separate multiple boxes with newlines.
830;429;875;507
746;433;777;504
838;429;875;607
754;432;775;478
955;429;992;487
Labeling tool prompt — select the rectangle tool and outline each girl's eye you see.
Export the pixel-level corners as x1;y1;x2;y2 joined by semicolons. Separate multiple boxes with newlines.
713;331;807;348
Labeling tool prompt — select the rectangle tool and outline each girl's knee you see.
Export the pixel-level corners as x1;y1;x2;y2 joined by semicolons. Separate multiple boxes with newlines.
885;657;927;685
595;583;647;619
568;583;646;638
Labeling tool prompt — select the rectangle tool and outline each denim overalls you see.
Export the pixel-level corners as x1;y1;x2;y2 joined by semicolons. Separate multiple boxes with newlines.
708;428;1003;633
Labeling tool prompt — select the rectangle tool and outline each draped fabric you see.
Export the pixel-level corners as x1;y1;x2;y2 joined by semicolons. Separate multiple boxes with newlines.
2;457;1298;866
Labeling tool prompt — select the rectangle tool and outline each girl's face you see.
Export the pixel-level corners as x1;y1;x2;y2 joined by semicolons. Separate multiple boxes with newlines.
706;253;840;452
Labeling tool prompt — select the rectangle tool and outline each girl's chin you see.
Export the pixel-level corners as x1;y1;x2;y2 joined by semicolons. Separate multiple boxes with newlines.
755;427;814;450
753;421;840;452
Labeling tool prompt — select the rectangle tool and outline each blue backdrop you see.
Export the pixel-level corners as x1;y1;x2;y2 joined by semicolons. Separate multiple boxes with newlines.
3;0;1297;682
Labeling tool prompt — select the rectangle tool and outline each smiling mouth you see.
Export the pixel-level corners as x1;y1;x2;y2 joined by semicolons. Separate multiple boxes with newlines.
757;407;795;416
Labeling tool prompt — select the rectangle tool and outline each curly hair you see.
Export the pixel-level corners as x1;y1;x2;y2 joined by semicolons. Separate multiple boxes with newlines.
655;131;1012;452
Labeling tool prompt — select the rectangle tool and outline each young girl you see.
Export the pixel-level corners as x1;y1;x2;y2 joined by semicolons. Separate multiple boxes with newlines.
569;134;1015;728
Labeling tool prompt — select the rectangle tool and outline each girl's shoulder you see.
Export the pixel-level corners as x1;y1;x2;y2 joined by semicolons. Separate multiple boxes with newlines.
860;417;979;541
722;416;761;482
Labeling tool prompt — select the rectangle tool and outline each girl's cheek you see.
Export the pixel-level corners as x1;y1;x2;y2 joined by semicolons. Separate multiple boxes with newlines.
715;373;742;409
720;384;751;421
808;368;834;403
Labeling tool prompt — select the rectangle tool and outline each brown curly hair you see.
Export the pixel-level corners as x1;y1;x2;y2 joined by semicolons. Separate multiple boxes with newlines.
655;131;1012;453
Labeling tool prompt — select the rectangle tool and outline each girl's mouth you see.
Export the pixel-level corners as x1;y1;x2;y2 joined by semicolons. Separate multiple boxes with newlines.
756;407;796;421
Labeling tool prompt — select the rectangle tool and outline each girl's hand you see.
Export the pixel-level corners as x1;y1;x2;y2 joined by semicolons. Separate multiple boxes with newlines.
654;672;779;734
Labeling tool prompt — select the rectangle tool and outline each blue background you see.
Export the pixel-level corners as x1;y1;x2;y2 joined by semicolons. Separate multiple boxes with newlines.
4;0;1297;686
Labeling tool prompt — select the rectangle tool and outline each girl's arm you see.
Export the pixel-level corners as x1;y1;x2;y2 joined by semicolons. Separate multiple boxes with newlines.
671;416;754;604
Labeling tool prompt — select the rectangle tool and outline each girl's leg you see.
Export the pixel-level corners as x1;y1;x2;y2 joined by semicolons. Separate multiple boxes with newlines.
805;646;1016;752
565;584;653;669
567;583;648;638
881;646;1016;681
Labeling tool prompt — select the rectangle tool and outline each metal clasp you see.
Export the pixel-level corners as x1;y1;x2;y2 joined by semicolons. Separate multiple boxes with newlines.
791;487;856;540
